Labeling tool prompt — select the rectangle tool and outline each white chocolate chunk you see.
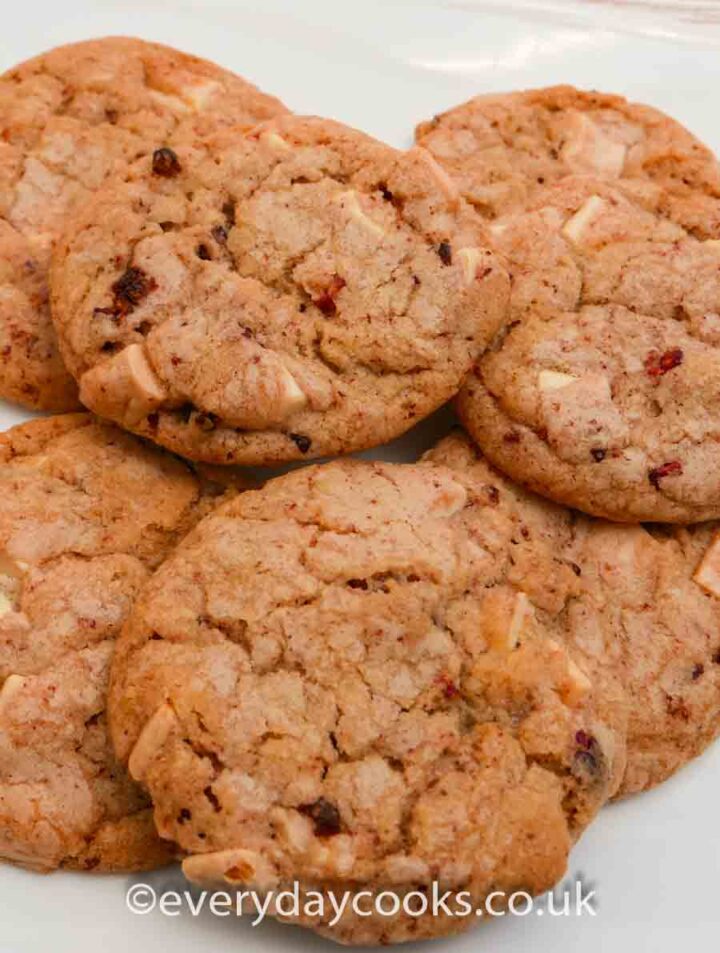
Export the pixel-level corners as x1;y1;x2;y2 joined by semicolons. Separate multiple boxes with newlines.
456;247;486;286
383;854;431;884
148;88;191;114
0;592;13;617
128;703;178;782
538;370;579;392
694;533;720;597
334;190;385;238
413;146;461;206
259;130;292;153
0;674;27;706
506;592;532;651
429;479;467;518
561;112;627;176
183;849;278;890
561;195;607;245
270;807;314;854
80;344;167;427
182;80;221;110
484;588;534;652
562;659;593;707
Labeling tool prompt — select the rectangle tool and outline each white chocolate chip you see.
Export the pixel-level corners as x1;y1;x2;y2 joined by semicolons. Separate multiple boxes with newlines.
0;592;13;617
383;854;431;883
483;588;534;652
538;370;580;392
694;533;720;597
182;80;221;110
183;849;279;890
506;592;532;651
561;659;593;707
148;88;191;114
128;703;178;782
456;247;486;286
259;130;292;153
80;344;167;427
0;674;27;707
561;112;627;176
561;195;608;245
413;146;461;207
270;807;314;854
334;190;385;238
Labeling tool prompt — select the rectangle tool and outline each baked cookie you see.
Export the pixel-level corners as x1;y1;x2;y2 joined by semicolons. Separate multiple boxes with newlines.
416;85;720;235
109;459;617;944
0;37;287;411
50;115;510;466
426;431;720;797
456;175;720;521
0;413;230;872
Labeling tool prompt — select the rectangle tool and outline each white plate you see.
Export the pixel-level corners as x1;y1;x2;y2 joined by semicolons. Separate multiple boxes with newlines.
2;1;720;950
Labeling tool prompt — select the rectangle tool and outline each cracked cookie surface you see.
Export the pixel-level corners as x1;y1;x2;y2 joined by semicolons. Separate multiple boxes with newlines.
416;85;720;235
427;431;720;797
109;457;616;944
456;176;720;521
0;413;229;872
51;114;509;465
0;37;287;411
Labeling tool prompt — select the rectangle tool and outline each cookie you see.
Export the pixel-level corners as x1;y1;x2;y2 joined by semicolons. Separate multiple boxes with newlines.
0;413;231;872
50;114;510;466
108;458;617;944
426;431;720;797
456;175;720;521
0;37;287;411
416;85;720;235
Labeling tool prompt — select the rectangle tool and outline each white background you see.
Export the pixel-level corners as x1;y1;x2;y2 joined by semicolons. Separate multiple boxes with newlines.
1;1;720;950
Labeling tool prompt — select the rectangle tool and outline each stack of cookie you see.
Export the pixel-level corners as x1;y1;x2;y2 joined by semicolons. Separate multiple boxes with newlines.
1;36;719;947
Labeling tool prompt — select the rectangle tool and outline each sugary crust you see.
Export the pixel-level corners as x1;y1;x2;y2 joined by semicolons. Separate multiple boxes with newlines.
51;115;509;465
0;36;287;410
456;176;720;521
416;85;720;235
109;457;615;943
427;431;720;797
0;413;223;872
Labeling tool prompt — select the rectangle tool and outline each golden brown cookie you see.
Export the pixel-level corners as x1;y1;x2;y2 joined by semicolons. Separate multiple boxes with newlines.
456;175;720;522
0;36;287;410
416;85;720;235
51;115;510;465
426;431;720;798
109;458;617;944
0;413;231;872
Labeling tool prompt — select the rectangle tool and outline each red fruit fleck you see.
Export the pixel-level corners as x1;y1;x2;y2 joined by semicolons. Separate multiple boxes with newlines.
648;459;683;489
436;674;459;699
111;267;157;316
645;347;684;377
299;798;342;837
313;274;346;316
152;147;182;178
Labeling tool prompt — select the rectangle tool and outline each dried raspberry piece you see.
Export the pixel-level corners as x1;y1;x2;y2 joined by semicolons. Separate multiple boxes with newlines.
436;673;459;699
111;267;157;316
313;275;346;316
571;733;603;781
299;798;342;837
289;433;312;454
648;460;683;489
645;347;684;377
437;241;452;266
152;147;182;178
